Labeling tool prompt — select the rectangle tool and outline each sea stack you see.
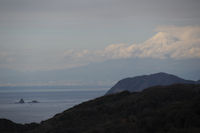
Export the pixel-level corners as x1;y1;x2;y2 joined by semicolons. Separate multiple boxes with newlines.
19;98;25;104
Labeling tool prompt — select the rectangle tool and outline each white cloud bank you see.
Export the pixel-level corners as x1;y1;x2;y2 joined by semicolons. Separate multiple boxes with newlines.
64;25;200;61
0;25;200;71
100;25;200;59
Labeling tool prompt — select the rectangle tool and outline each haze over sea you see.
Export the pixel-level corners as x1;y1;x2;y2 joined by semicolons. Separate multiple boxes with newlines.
0;86;107;123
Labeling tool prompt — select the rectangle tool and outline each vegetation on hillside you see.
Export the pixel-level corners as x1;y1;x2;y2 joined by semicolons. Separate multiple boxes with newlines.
1;84;200;133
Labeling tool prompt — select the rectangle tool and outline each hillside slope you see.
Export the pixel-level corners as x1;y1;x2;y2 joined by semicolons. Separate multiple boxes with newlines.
106;72;198;94
1;84;200;133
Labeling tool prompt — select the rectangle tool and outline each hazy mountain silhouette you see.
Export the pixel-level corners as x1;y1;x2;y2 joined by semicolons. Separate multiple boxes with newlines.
1;58;200;86
106;72;199;95
1;84;200;133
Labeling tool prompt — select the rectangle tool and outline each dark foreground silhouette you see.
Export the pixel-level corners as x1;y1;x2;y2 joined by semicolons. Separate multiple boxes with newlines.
1;84;200;133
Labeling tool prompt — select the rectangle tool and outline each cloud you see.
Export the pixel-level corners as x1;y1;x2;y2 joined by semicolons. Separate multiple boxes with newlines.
0;25;200;71
61;25;200;68
100;25;200;59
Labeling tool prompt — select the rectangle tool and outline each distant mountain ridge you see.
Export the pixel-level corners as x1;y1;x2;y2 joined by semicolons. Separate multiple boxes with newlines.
106;72;199;95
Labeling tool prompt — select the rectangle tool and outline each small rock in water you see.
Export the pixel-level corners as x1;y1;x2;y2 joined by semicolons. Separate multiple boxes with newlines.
19;98;25;104
31;100;39;103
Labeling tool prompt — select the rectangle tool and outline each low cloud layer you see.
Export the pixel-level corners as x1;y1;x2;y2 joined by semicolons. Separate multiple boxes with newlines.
63;25;200;63
0;25;200;71
100;26;200;59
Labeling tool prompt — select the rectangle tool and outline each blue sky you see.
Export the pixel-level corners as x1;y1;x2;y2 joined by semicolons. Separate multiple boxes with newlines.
0;0;200;86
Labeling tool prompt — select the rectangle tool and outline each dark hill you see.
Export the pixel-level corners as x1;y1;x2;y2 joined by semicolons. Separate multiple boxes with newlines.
1;84;200;133
106;72;198;95
0;119;38;133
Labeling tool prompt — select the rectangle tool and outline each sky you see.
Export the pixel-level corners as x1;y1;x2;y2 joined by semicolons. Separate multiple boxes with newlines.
0;0;200;86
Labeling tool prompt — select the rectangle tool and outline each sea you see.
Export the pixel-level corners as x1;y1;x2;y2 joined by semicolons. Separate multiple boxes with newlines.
0;86;108;124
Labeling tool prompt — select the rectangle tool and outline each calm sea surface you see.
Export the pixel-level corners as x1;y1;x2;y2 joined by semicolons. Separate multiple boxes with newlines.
0;87;107;124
